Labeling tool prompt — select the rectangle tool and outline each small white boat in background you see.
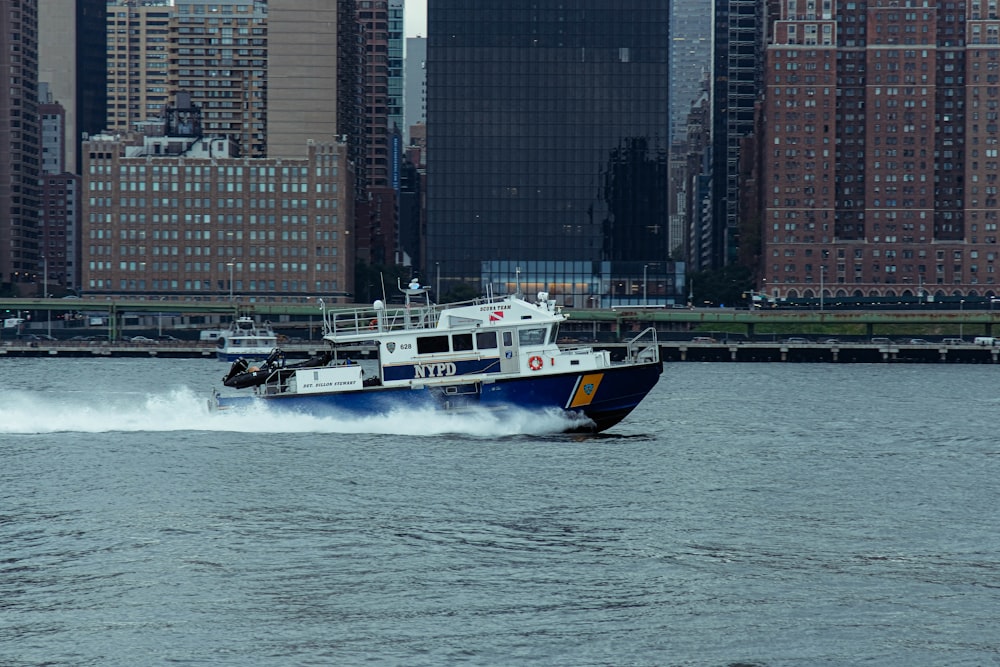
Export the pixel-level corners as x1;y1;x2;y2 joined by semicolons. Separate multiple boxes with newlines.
215;316;278;362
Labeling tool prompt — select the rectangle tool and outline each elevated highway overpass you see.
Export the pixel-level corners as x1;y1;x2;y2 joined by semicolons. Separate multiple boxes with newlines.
3;297;999;340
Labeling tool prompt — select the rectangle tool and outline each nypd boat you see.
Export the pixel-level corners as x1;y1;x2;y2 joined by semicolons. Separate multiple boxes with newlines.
214;280;662;432
215;316;279;362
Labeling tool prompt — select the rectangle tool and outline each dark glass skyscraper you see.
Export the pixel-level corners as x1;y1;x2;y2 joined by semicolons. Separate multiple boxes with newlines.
710;0;764;269
425;1;671;288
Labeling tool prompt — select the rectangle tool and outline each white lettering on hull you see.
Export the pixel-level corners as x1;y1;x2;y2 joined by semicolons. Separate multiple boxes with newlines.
413;362;457;379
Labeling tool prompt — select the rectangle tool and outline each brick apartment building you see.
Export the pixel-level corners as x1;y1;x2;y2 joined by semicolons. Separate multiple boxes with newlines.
762;0;1000;300
81;120;355;303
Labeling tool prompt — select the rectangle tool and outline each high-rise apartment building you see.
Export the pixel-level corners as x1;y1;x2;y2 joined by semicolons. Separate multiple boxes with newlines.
40;85;81;293
1;0;41;294
670;0;712;140
353;0;402;269
388;0;404;138
761;0;1000;299
39;0;106;173
171;0;268;157
105;1;267;157
267;0;342;160
105;1;172;135
426;1;674;298
358;0;393;188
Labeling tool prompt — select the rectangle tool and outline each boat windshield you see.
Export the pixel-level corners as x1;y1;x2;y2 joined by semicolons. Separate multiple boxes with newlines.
517;327;547;346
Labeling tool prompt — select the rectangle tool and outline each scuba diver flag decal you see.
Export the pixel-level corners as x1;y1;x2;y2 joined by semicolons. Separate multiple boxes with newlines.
489;311;505;322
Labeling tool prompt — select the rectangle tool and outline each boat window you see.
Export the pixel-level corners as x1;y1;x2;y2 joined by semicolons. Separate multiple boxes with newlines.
502;331;513;346
452;333;474;352
517;327;546;346
416;335;450;354
476;331;497;350
549;325;559;344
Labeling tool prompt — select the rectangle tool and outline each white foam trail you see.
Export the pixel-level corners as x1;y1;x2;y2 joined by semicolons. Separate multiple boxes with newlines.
0;387;587;436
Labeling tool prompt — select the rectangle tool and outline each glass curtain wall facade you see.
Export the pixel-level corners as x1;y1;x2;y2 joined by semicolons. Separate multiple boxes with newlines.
481;260;686;308
426;1;672;297
711;0;763;269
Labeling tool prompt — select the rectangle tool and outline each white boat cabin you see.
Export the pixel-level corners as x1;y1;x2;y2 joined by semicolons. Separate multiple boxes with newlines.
316;282;615;389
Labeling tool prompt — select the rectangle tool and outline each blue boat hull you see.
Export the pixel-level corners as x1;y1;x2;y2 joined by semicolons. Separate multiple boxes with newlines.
214;361;662;433
216;350;273;362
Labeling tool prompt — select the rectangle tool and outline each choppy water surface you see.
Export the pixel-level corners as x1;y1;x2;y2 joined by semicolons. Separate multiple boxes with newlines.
1;358;999;666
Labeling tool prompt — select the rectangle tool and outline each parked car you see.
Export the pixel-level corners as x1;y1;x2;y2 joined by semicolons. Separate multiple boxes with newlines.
691;336;717;343
820;338;840;345
942;337;965;345
782;337;810;344
907;338;930;345
157;335;181;342
871;337;893;345
129;336;156;343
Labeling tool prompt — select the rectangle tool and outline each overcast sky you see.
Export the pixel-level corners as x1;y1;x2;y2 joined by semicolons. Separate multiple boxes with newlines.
405;0;427;37
403;0;427;37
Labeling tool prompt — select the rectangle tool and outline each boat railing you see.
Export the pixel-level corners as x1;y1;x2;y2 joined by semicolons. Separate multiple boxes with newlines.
323;304;441;336
321;293;516;337
624;327;660;364
259;367;296;396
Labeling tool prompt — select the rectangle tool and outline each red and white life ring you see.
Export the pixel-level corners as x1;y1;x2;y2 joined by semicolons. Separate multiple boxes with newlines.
528;355;544;371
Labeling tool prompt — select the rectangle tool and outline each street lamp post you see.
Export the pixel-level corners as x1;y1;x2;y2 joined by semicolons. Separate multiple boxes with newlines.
960;298;965;341
819;266;825;311
643;264;648;306
435;262;441;302
43;256;51;339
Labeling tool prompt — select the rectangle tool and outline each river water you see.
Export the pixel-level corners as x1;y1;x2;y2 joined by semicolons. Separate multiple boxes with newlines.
1;358;998;666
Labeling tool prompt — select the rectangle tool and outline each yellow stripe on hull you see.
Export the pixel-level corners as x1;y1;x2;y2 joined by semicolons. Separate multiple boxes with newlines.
569;373;604;408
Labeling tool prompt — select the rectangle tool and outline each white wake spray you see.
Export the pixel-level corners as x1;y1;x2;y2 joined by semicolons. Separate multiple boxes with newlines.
0;387;587;436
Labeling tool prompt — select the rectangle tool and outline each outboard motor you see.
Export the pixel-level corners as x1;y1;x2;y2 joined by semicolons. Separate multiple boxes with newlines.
223;357;250;385
263;348;285;367
222;348;289;389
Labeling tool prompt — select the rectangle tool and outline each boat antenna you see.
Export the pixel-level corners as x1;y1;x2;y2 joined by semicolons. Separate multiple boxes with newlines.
514;266;522;298
380;272;387;304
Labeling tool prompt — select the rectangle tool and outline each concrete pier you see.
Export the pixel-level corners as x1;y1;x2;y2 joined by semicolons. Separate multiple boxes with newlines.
2;339;997;363
655;340;999;363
